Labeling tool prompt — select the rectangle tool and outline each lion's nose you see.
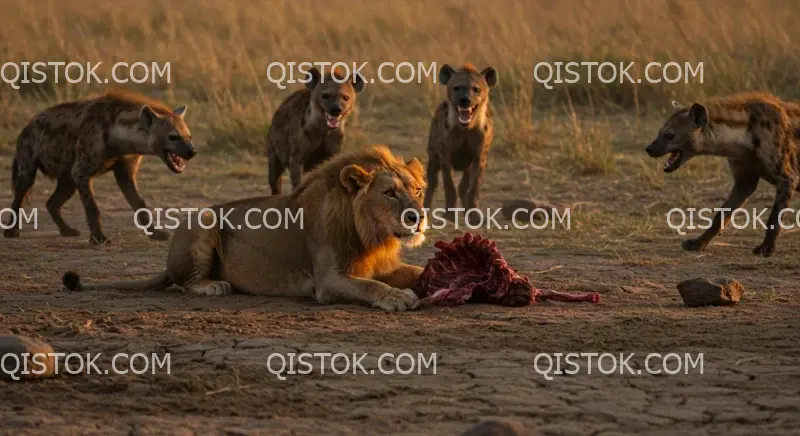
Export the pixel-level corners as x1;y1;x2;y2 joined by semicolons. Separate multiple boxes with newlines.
403;210;419;226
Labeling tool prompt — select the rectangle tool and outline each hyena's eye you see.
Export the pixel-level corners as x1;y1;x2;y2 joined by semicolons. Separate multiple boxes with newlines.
342;95;350;102
453;86;462;92
664;132;675;140
384;189;396;198
472;86;481;93
321;93;331;100
168;133;181;141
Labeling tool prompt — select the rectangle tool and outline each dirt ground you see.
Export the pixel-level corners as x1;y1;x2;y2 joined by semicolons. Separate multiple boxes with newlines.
1;113;799;436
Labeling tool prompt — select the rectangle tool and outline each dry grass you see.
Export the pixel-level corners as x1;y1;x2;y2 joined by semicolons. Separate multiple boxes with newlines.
1;0;799;155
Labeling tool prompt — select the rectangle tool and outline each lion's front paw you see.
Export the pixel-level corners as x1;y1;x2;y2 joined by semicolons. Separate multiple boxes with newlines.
372;288;419;312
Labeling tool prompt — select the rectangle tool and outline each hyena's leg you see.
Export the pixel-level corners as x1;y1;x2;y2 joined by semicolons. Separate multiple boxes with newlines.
467;163;486;210
71;150;108;245
424;153;440;210
113;157;169;241
458;165;472;209
289;160;303;191
682;164;760;252
166;215;233;296
268;156;285;195
754;175;798;256
4;156;37;238
46;175;81;237
441;158;458;219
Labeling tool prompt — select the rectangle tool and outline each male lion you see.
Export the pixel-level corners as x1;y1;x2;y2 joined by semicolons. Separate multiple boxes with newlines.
63;145;428;312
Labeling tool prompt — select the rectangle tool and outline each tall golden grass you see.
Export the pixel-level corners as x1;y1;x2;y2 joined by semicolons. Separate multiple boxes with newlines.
0;0;798;156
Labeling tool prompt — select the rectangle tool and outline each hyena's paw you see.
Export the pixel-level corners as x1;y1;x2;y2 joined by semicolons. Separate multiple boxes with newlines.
187;280;234;296
148;229;171;241
59;227;81;237
752;242;775;257
3;228;19;238
89;234;110;245
372;288;420;312
681;238;707;252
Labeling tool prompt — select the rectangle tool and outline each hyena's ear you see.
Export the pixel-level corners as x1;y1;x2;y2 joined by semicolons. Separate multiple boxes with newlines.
439;64;455;85
340;164;375;194
172;105;188;118
689;103;709;127
405;158;424;178
138;105;161;129
671;100;685;111
352;73;366;93
305;67;322;90
481;67;498;88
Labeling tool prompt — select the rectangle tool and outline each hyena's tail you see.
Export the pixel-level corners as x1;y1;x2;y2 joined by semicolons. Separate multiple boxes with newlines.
62;271;174;292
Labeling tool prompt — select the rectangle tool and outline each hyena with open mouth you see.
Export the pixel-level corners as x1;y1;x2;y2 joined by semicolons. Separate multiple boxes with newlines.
266;66;365;195
4;89;196;245
424;63;498;215
646;92;800;256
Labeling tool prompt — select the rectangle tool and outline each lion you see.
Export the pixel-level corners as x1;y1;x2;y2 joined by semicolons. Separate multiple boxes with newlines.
62;145;429;312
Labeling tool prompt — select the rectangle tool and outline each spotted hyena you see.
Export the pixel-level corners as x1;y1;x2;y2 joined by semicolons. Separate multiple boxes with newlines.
424;63;498;214
646;92;800;256
267;66;365;195
4;89;196;244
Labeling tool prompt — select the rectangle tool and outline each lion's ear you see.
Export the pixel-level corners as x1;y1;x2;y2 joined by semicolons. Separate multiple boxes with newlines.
405;158;424;177
340;164;375;193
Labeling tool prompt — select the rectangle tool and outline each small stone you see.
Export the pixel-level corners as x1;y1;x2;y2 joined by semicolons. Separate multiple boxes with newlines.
0;335;58;381
462;419;529;436
677;277;744;307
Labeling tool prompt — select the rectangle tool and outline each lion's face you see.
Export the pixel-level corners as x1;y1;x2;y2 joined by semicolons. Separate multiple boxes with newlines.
340;158;427;248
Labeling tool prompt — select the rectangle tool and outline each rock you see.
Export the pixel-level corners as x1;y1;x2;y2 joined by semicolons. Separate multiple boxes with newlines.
501;198;561;222
0;335;58;381
677;278;744;307
462;419;529;436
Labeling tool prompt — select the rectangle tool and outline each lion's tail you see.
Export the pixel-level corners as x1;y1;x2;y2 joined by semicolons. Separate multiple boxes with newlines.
62;270;174;292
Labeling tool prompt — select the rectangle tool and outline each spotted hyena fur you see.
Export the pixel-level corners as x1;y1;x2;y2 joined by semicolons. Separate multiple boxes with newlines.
4;89;196;245
424;63;498;214
266;66;365;195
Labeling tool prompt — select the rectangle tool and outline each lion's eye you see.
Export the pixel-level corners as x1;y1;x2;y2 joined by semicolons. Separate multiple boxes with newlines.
384;189;396;198
415;188;423;197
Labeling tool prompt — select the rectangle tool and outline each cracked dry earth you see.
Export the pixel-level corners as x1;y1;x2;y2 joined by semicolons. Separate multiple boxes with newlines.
1;154;800;435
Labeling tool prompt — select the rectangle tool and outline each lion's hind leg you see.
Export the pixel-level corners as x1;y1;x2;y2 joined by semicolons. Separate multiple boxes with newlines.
167;212;234;296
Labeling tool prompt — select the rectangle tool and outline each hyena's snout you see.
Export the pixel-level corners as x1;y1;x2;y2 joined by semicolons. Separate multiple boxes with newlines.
645;141;666;158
